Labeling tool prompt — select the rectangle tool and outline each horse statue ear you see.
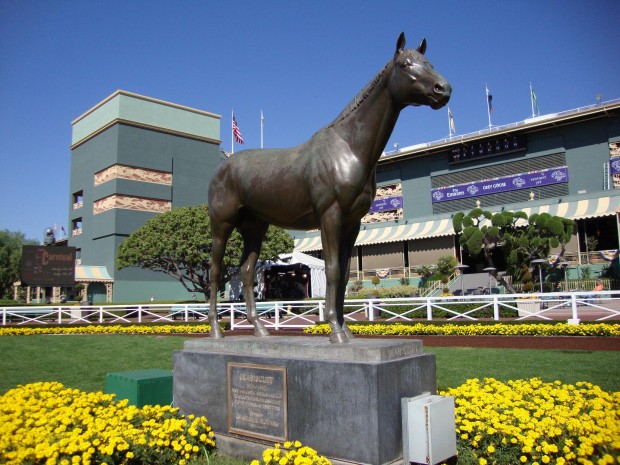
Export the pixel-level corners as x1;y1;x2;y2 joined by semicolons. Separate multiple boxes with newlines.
395;32;406;58
416;38;427;55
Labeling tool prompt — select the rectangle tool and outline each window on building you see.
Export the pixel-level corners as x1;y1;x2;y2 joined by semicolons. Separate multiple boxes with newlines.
72;218;82;236
73;191;84;210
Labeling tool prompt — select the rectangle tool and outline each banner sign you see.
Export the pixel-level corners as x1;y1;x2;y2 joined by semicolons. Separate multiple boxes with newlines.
369;195;403;213
20;245;76;287
610;157;620;175
431;166;569;203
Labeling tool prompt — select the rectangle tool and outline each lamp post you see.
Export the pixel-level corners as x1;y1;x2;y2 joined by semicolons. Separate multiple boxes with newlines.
559;261;570;291
530;258;547;293
482;267;496;294
455;264;469;296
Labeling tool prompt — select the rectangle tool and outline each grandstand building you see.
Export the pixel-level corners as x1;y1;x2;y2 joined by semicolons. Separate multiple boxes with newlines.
293;99;620;285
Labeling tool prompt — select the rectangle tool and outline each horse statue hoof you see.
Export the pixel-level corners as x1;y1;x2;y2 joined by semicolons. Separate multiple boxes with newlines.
254;326;270;337
210;330;224;339
343;324;355;340
329;331;349;344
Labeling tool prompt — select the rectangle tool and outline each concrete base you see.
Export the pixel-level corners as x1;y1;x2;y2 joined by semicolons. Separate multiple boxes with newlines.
173;336;436;465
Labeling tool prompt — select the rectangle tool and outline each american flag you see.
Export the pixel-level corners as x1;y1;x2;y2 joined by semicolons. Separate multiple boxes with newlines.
232;115;244;144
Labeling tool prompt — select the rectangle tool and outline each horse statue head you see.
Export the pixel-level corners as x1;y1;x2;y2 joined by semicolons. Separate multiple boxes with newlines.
390;32;451;110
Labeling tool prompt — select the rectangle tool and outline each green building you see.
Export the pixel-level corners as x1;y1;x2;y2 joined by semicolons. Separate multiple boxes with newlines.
68;91;221;302
67;91;620;301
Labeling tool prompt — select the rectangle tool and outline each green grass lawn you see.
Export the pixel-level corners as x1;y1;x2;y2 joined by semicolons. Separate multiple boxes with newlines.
1;335;618;394
1;334;618;465
428;346;620;392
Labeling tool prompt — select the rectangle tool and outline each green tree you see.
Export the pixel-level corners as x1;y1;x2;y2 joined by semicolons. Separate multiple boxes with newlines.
453;208;575;292
116;205;294;299
0;230;38;299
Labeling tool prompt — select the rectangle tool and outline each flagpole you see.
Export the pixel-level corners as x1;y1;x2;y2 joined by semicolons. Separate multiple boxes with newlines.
231;109;235;155
486;84;492;129
260;110;264;149
448;107;453;137
530;82;535;118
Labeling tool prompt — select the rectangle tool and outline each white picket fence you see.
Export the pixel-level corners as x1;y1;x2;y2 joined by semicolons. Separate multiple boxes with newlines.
2;291;620;329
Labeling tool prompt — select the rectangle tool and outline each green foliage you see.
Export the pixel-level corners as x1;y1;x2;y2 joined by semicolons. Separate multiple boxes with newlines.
521;265;534;293
580;266;592;280
371;275;381;287
116;205;294;298
415;264;434;278
452;208;576;292
348;280;364;293
436;255;458;276
452;212;465;232
0;230;38;299
350;285;418;299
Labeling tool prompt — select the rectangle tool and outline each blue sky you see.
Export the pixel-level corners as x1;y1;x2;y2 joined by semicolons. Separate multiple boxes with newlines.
1;0;619;242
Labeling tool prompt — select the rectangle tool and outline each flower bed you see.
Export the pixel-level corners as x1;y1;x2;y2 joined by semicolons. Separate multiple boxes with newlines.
0;381;216;465
1;322;619;338
250;441;332;465
440;377;620;465
0;324;213;337
2;380;617;465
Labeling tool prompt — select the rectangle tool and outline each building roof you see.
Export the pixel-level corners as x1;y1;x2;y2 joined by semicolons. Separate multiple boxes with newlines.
380;98;620;163
70;90;221;149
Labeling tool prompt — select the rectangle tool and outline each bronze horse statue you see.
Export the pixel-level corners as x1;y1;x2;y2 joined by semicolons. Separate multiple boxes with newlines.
208;32;451;343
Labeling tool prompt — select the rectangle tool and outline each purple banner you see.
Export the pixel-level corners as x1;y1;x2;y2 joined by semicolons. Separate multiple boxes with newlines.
431;166;569;203
369;195;403;213
610;157;620;175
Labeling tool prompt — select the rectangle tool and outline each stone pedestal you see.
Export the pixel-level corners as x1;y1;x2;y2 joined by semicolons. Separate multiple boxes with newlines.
173;336;436;465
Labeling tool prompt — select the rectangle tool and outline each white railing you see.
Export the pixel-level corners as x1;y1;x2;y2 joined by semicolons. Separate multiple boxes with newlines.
2;291;620;329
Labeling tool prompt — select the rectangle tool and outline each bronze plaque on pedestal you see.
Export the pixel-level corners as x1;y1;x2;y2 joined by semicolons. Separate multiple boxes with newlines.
227;363;287;442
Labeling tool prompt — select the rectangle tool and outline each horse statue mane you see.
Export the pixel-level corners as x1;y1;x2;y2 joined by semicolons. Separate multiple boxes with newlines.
327;64;389;128
207;32;451;343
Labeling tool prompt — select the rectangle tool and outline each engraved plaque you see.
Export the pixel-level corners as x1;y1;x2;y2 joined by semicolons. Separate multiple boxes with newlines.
227;363;287;442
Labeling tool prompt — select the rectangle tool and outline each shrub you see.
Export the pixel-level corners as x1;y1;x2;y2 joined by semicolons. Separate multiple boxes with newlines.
348;280;363;293
437;255;458;276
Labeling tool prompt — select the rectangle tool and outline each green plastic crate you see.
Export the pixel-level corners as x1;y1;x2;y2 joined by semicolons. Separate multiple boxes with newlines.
105;369;173;407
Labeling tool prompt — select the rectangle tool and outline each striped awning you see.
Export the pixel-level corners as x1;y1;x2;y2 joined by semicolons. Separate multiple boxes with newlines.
293;195;620;253
75;265;113;282
294;218;454;252
518;195;619;220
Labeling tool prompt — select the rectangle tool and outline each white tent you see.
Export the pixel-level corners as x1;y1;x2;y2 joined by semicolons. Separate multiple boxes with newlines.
276;251;326;298
228;251;326;300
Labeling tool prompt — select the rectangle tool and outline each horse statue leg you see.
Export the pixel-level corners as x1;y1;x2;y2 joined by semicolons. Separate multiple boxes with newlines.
208;222;234;339
336;222;361;340
239;222;270;337
320;209;350;343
